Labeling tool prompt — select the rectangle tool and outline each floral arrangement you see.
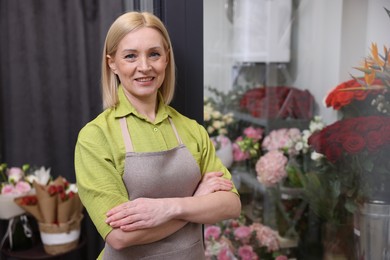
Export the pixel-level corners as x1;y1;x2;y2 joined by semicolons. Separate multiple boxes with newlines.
0;163;52;219
308;115;390;206
232;126;264;164
204;97;235;137
256;116;325;188
239;86;315;119
204;215;289;260
14;176;84;255
302;41;390;222
14;176;83;224
0;164;51;194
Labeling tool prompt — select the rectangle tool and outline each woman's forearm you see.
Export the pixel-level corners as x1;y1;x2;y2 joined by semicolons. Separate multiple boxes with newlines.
105;219;187;250
169;191;241;224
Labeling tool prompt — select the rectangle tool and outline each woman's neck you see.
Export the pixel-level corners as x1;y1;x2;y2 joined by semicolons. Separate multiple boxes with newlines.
124;91;158;122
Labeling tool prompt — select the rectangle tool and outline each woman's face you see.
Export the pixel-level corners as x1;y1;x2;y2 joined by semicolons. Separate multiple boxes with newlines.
108;27;168;104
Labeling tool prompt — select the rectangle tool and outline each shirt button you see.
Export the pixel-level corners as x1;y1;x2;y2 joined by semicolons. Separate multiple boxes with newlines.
153;128;158;132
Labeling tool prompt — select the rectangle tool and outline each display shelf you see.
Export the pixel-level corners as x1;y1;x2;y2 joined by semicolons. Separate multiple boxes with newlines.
233;111;310;132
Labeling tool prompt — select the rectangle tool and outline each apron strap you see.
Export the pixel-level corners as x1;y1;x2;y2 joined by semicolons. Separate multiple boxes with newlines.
119;117;134;153
168;117;183;145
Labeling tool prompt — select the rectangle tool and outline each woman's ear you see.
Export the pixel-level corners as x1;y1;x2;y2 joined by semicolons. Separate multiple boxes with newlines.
107;55;117;74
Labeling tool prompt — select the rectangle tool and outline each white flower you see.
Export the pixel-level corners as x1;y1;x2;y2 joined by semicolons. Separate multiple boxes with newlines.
67;183;78;193
309;116;325;133
311;151;324;161
32;166;51;185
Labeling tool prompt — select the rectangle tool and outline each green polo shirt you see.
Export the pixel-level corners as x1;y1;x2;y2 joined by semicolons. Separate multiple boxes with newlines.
74;86;238;240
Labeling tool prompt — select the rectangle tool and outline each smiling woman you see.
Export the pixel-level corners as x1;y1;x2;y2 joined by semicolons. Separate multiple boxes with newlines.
74;11;240;260
106;27;169;121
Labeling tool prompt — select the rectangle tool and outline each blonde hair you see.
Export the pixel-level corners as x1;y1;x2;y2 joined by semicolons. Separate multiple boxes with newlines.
101;12;176;109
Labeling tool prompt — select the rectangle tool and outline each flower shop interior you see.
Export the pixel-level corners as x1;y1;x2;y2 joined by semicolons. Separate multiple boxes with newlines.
0;0;389;259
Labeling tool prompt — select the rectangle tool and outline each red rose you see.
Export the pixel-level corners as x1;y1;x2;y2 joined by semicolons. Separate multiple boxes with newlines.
342;132;366;154
308;131;327;153
325;144;343;163
21;195;38;206
355;116;384;133
366;130;385;152
47;185;58;196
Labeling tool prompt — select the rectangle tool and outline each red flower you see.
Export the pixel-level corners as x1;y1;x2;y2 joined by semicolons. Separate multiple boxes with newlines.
325;78;384;110
47;185;58;196
342;133;366;154
309;116;390;164
366;131;385;152
324;144;343;163
21;195;38;206
239;86;314;119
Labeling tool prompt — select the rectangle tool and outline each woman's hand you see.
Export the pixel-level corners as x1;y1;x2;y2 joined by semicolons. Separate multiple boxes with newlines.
105;171;234;231
105;197;173;231
193;171;233;196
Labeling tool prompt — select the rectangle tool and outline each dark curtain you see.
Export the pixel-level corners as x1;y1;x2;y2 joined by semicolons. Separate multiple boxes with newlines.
0;0;127;258
0;0;203;259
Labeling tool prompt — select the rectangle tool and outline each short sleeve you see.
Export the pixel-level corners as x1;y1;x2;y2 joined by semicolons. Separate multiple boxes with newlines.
74;123;129;239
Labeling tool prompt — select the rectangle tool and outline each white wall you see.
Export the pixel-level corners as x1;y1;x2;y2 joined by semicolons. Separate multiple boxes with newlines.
204;0;390;125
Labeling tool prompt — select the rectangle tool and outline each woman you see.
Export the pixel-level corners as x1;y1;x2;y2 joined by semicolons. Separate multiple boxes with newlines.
74;11;241;259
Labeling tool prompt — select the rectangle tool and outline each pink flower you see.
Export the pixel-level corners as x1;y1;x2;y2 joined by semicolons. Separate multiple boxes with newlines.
7;167;24;183
234;226;252;243
250;223;280;251
255;150;288;187
204;225;221;240
1;184;17;194
238;245;258;260
243;126;263;142
218;246;236;260
15;181;31;194
233;141;250;161
275;255;288;260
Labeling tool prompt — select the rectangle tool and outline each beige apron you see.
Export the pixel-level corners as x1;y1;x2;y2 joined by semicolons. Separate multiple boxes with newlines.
103;117;205;260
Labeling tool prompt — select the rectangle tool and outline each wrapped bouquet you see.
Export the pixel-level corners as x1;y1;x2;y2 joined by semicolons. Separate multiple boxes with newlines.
14;176;84;255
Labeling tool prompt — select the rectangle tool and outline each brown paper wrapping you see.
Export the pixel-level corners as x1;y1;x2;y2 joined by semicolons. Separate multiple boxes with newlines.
34;181;57;223
15;176;83;225
14;197;44;222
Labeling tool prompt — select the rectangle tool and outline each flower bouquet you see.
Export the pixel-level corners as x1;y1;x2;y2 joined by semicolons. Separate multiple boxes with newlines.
304;29;390;258
232;126;264;170
204;215;289;260
0;164;51;220
239;86;315;119
14;176;84;255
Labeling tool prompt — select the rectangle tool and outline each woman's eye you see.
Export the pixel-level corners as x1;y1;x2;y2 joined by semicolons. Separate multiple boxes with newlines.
150;52;161;58
124;54;136;60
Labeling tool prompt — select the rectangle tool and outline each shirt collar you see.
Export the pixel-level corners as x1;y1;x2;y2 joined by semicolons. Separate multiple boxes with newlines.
114;85;170;124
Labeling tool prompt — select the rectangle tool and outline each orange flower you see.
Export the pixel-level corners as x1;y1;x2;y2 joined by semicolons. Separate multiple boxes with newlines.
370;43;384;67
363;59;376;86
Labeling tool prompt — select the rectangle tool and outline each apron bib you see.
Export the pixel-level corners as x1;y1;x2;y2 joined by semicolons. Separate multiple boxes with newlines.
103;117;205;260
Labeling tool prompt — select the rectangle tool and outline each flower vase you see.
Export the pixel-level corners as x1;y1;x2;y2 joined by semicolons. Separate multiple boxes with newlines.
354;201;390;260
215;142;233;169
212;135;234;169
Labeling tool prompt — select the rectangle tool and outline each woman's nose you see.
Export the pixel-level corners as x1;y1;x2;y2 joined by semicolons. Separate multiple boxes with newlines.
137;57;151;72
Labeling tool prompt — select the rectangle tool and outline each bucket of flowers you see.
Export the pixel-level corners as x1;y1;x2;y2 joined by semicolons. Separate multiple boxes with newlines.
14;176;84;255
307;37;390;259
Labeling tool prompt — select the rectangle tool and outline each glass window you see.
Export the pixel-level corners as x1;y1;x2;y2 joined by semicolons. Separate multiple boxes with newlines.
203;0;390;259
